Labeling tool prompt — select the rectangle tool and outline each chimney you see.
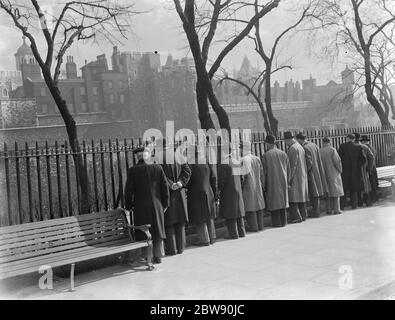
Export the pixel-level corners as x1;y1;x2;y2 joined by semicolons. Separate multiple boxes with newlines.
112;46;121;72
66;55;77;79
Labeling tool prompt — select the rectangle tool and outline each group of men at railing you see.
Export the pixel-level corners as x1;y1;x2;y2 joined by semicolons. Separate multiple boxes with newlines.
123;131;379;264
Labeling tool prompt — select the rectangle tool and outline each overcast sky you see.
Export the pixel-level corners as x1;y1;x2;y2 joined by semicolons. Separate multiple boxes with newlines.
0;0;351;85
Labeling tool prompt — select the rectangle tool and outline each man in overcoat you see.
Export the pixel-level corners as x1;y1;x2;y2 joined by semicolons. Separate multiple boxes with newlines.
240;142;265;232
262;135;290;227
355;133;373;207
338;134;366;209
296;133;327;218
124;146;170;264
284;131;309;223
187;144;218;245
319;137;344;215
218;152;246;239
160;141;191;255
361;135;378;203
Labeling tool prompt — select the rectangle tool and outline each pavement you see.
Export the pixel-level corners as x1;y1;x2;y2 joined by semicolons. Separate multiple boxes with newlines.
1;201;395;300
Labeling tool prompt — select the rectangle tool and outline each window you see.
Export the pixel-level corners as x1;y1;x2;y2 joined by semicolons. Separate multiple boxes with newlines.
81;102;88;112
108;81;113;89
80;87;86;96
2;88;8;97
42;104;48;113
68;103;74;113
92;87;98;95
93;102;100;111
120;94;125;104
118;80;124;89
109;94;115;104
40;87;46;96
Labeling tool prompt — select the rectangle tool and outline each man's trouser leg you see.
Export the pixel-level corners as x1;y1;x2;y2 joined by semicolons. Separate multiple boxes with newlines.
340;193;347;210
363;193;373;207
299;203;307;221
237;217;246;237
279;209;288;227
207;218;216;244
225;218;239;239
311;197;320;217
257;210;264;230
164;224;177;255
271;210;282;227
326;197;333;214
142;237;164;260
245;211;259;232
350;191;358;209
333;197;341;214
175;222;186;254
196;222;210;244
289;203;302;222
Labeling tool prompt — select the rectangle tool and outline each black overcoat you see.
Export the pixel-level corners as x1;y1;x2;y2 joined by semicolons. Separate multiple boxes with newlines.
124;160;170;240
187;164;218;224
217;162;245;220
338;142;366;192
161;162;191;226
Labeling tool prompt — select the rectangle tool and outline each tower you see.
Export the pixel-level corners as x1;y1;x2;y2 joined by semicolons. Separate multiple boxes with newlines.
65;56;77;79
111;46;121;72
15;37;41;81
341;65;354;85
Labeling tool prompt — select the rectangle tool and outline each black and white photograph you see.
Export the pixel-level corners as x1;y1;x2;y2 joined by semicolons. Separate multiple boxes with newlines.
0;0;394;304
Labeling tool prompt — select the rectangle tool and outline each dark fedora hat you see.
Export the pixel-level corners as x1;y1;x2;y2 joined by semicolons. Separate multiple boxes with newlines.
283;131;294;140
361;135;370;142
132;146;145;154
295;132;306;140
265;134;276;144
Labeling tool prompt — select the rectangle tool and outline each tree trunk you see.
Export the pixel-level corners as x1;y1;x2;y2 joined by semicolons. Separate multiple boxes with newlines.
207;82;230;132
264;68;279;135
43;74;90;214
363;52;391;128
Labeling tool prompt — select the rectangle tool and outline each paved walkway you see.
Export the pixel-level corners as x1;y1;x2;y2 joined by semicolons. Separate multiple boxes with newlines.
1;202;395;300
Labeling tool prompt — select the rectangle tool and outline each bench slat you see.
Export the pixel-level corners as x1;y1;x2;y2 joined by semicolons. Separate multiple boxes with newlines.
0;234;129;264
0;210;123;235
0;214;124;241
0;220;125;250
0;228;128;256
0;241;148;280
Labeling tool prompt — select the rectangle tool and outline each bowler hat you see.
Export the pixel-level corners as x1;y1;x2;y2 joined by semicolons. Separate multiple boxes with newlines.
361;135;370;142
354;132;361;141
132;146;145;154
283;131;294;140
295;132;306;140
265;134;276;144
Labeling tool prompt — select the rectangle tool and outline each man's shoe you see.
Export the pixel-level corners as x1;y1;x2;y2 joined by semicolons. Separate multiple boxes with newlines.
290;219;303;224
224;235;238;240
192;242;210;247
209;239;216;245
152;257;162;264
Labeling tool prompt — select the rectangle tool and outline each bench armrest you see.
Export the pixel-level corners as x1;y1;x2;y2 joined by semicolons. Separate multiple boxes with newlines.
126;224;152;241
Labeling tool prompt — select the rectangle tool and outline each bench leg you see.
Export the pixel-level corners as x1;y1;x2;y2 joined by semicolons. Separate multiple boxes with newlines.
70;263;75;292
146;241;154;271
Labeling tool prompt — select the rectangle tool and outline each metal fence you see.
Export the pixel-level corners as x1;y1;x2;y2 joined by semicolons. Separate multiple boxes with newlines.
1;126;395;227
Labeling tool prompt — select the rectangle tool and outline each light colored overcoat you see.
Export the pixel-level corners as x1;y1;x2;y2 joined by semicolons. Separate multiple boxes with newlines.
319;145;344;197
241;154;265;212
262;147;290;211
302;141;328;198
287;141;309;203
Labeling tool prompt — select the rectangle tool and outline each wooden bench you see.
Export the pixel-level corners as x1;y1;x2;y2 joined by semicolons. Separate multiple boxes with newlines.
0;209;154;290
377;165;395;199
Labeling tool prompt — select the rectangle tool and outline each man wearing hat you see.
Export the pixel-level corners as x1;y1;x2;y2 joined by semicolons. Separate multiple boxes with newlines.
157;139;191;256
262;135;290;227
361;135;378;203
124;146;170;264
338;133;366;209
240;141;266;232
218;150;246;239
319;137;344;215
354;132;374;207
295;132;327;218
284;131;309;223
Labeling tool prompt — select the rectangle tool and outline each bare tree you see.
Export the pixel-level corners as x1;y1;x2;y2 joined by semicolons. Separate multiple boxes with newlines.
217;0;321;135
0;0;139;212
173;0;280;132
313;0;395;127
